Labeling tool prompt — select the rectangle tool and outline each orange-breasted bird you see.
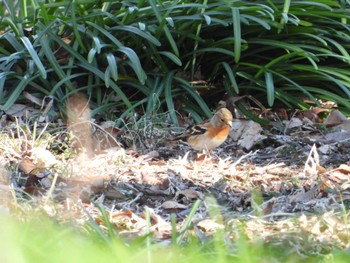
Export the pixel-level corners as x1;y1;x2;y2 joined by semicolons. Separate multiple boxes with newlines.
173;107;233;151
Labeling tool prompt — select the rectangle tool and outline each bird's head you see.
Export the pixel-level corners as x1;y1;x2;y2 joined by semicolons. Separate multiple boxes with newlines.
211;108;233;128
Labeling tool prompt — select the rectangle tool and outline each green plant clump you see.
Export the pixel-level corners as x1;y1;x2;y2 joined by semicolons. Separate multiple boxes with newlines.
1;0;350;123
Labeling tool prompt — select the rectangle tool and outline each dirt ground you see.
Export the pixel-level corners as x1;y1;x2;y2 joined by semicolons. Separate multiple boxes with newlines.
1;102;350;258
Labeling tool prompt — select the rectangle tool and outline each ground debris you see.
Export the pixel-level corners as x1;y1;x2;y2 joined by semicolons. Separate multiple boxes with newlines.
2;106;350;256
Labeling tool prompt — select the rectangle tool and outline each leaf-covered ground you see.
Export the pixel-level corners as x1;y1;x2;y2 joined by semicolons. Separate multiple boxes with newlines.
1;98;350;261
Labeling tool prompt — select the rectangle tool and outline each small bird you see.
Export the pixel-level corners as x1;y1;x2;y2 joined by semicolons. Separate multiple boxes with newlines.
173;107;233;151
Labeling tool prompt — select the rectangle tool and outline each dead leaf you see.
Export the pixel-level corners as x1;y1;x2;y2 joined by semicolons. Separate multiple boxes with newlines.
304;107;327;122
318;145;331;154
18;158;38;174
141;151;159;161
262;201;274;216
338;120;350;132
230;120;266;150
23;92;42;106
0;104;39;118
327;171;350;183
324;110;347;127
289;183;321;203
284;117;303;130
179;189;202;200
197;219;224;232
276;108;288;120
94;121;122;150
31;147;58;167
162;201;188;210
196;153;211;162
335;164;350;174
324;131;350;142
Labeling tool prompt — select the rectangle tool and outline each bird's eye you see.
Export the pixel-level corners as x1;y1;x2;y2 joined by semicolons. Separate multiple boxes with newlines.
221;118;225;122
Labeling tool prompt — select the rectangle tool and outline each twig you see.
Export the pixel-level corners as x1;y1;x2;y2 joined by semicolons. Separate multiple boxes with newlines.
232;150;259;167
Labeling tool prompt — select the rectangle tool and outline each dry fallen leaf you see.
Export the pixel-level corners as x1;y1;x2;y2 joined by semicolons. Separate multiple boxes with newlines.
18;158;38;174
31;147;58;167
324;110;347;127
197;219;224;233
179;189;202;200
284;117;303;131
324;131;350;142
289;183;321;203
230;120;266;150
162;201;188;210
335;164;350;174
0;103;39;118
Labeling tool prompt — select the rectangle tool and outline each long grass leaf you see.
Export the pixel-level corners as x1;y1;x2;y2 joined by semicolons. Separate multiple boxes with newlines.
265;72;274;107
2;18;21;37
232;8;241;63
20;36;47;79
106;53;118;81
148;0;179;56
70;0;86;52
110;25;161;46
296;86;350;109
51;73;87;96
242;14;271;30
222;62;239;94
158;51;182;66
176;200;201;245
39;35;75;90
118;47;146;84
280;0;291;26
323;37;350;63
175;78;212;118
86;22;123;48
2;74;38;110
78;62;132;108
164;71;178;126
19;0;27;19
3;33;23;51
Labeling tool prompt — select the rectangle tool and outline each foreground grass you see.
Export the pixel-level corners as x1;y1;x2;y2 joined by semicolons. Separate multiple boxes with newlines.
1;211;350;263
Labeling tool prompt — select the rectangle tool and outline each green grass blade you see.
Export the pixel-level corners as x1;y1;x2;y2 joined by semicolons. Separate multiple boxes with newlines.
164;71;178;126
110;25;161;46
70;0;87;52
265;71;275;107
148;0;179;56
78;62;132;108
158;51;182;66
2;17;21;37
176;199;201;245
232;8;241;63
106;53;118;81
39;35;75;90
20;36;47;79
86;21;123;48
3;33;23;51
222;62;239;94
118;47;146;84
51;73;87;96
2;74;38;110
280;0;291;27
176;78;212;118
104;66;111;88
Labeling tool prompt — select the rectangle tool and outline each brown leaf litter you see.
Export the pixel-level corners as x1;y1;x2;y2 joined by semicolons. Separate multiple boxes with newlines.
2;98;350;258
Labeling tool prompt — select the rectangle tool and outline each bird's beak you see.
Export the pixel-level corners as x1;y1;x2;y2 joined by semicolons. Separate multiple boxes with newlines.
228;120;233;128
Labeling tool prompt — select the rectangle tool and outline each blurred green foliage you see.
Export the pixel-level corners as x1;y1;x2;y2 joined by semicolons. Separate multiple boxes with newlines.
1;0;350;123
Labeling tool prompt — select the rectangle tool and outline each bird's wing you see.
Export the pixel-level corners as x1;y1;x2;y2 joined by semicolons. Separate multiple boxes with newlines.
172;123;208;141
